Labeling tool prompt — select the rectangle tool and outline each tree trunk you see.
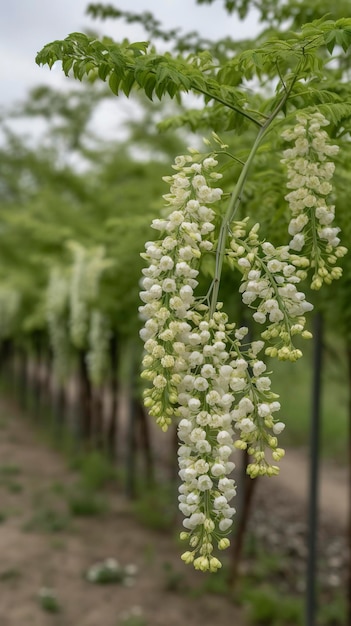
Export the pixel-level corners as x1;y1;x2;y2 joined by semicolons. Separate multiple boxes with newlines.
32;332;43;418
229;450;258;588
92;387;104;449
305;312;323;626
346;342;351;626
53;383;66;437
78;350;93;444
137;401;154;487
17;346;28;409
107;334;119;461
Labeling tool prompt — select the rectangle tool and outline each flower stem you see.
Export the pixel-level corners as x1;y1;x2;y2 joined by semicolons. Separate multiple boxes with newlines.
209;77;298;317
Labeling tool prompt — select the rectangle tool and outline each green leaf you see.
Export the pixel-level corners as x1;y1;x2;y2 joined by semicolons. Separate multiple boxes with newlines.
97;63;110;81
108;72;120;95
62;57;74;76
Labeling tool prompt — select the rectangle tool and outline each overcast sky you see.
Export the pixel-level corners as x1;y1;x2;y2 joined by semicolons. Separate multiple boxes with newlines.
1;1;260;145
1;1;260;106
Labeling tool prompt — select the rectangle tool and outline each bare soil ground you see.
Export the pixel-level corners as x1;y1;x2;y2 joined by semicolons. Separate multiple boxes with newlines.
0;396;348;626
0;397;245;626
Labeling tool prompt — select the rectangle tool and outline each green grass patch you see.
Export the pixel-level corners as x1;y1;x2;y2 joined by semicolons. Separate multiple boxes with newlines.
0;465;23;494
132;485;176;531
6;481;23;493
23;507;70;533
318;592;347;625
38;588;61;613
161;561;187;592
0;464;21;477
67;486;108;517
0;568;21;582
50;481;66;495
242;585;303;626
75;450;117;491
194;565;230;597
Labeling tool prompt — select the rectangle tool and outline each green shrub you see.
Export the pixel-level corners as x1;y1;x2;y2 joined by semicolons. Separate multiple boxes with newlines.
67;487;108;517
75;451;117;491
133;486;175;531
244;586;303;626
23;507;70;533
38;587;61;613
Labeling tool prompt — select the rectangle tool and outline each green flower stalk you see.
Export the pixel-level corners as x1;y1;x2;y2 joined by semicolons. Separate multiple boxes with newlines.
86;310;111;387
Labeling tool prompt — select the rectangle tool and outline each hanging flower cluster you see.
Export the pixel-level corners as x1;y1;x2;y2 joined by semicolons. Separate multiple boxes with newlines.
47;246;113;387
228;219;313;361
177;306;237;571
281;111;347;289
46;268;71;380
178;307;287;570
139;150;288;570
68;242;112;350
139;152;223;431
69;243;90;349
139;112;344;572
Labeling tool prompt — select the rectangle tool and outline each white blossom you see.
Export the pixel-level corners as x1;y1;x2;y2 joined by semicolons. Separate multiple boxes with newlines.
281;111;346;289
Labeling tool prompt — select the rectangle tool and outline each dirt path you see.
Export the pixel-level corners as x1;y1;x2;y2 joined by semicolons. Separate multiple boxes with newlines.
0;399;246;626
270;447;348;530
0;397;348;626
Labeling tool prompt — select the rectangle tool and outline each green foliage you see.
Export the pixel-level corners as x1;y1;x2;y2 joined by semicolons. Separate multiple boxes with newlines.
318;593;347;625
0;464;23;493
0;568;21;581
0;82;176;345
161;561;186;592
271;336;348;462
67;486;108;516
14;5;351;365
243;585;303;626
38;588;61;613
196;0;351;28
76;450;117;490
0;464;21;477
23;507;70;533
36;17;351;120
132;485;176;530
195;565;230;595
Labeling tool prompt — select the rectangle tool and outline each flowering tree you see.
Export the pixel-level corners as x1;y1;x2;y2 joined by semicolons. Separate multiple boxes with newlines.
35;2;351;572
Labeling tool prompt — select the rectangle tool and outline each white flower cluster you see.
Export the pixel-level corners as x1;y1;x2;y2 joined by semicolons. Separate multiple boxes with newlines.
69;243;90;349
86;557;138;586
139;150;291;571
281;111;347;290
86;309;111;387
177;308;237;572
68;242;111;350
139;151;223;431
177;308;286;570
46;268;70;380
229;220;313;361
139;114;346;571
